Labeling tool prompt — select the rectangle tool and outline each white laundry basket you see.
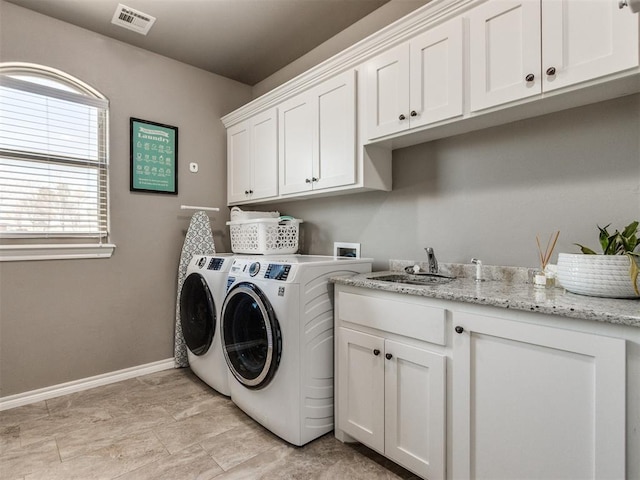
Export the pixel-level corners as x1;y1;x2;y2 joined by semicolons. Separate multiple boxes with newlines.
227;217;302;255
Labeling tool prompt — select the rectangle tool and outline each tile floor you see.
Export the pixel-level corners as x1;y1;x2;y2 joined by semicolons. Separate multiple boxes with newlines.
1;368;417;479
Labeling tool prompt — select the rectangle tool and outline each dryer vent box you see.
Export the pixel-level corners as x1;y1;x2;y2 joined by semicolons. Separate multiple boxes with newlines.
111;4;156;35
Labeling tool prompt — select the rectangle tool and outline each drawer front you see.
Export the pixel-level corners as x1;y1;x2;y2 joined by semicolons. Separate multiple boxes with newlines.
337;291;446;345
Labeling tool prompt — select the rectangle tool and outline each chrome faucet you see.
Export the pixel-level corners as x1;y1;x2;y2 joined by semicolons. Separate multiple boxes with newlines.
471;258;483;282
425;247;438;274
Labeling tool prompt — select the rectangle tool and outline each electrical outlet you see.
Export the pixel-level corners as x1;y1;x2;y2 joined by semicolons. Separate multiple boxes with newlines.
334;242;361;258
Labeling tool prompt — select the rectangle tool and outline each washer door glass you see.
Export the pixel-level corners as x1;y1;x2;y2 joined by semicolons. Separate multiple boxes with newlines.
179;273;216;356
222;282;281;389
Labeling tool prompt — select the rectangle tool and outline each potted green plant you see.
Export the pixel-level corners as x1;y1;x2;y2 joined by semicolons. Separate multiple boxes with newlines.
557;221;639;298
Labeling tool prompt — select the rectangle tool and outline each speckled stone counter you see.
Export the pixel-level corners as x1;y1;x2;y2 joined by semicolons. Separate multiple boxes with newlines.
331;260;640;328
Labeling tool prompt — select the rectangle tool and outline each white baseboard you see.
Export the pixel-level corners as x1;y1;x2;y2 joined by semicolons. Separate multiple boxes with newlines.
0;358;175;411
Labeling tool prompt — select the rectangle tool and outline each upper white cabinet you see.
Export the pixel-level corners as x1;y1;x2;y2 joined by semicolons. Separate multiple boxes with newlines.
223;0;640;204
468;0;541;111
279;70;356;195
469;0;640;111
227;108;278;204
366;17;464;139
452;311;626;480
542;0;640;92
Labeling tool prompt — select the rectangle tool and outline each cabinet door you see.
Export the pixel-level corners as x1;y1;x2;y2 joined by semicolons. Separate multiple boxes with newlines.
337;327;385;453
278;93;314;195
313;70;356;191
469;0;541;112
542;0;640;92
227;122;252;204
452;313;626;480
366;43;410;139
409;17;464;127
385;340;446;480
250;109;278;200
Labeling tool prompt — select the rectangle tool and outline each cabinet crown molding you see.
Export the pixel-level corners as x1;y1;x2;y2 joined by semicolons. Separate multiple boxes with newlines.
221;0;474;128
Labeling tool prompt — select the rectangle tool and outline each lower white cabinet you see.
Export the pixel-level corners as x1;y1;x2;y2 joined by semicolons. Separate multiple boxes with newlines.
335;289;447;480
338;328;446;480
452;312;626;480
335;284;632;479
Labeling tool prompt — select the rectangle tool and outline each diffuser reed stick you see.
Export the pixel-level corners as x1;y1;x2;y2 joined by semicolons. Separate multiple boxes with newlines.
536;231;560;270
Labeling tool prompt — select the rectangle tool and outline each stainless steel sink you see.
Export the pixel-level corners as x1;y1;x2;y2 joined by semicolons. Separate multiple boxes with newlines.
369;273;455;286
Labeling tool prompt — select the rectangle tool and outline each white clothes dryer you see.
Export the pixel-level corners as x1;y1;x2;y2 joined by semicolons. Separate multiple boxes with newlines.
220;255;372;446
179;254;234;395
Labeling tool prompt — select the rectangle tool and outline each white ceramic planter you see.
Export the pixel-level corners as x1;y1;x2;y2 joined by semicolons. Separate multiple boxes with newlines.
557;253;639;299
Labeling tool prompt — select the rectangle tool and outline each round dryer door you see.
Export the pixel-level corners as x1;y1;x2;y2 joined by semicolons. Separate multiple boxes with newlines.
179;273;216;356
221;282;282;389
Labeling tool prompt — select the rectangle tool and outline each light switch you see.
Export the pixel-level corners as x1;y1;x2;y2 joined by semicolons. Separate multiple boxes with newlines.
189;162;198;173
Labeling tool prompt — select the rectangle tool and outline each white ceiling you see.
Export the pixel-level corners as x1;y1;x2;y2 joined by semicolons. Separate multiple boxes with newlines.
5;0;427;85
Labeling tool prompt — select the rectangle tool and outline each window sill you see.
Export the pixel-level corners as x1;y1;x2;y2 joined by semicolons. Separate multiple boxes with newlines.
0;243;116;262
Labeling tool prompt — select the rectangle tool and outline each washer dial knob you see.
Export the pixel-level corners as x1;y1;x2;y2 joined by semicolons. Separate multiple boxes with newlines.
249;262;261;277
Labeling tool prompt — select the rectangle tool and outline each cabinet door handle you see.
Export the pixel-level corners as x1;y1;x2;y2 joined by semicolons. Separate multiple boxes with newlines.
525;73;535;82
546;67;556;76
455;326;464;334
410;110;418;117
385;353;393;360
398;114;406;121
373;349;380;356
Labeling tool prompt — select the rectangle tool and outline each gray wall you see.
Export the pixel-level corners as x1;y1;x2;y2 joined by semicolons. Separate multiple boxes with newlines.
1;0;639;398
0;1;251;396
269;94;640;272
252;0;429;97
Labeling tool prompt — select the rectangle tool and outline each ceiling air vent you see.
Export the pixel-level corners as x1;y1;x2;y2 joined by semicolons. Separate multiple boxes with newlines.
111;3;156;35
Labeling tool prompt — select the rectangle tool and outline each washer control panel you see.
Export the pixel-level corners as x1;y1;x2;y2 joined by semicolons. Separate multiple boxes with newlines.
228;258;292;281
265;264;291;281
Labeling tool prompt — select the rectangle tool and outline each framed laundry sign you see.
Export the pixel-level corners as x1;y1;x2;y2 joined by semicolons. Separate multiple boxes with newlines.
130;118;178;194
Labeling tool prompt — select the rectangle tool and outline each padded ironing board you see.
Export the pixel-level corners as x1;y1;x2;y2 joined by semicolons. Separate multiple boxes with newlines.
174;211;216;367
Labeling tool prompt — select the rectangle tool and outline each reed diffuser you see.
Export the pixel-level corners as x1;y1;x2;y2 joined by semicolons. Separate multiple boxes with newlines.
534;231;560;288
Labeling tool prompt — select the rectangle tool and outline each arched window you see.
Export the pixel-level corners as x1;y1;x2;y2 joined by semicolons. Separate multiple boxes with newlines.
0;63;109;244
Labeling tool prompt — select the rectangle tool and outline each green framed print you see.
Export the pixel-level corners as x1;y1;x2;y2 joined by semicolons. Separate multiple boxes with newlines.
130;118;178;194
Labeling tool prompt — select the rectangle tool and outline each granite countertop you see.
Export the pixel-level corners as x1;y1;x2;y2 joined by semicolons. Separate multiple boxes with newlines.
331;260;640;328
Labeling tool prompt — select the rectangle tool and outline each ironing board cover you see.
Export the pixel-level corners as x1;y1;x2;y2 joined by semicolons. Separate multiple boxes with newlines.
174;211;216;367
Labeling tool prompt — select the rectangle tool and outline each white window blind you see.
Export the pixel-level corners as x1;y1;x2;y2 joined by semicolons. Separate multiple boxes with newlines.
0;65;109;240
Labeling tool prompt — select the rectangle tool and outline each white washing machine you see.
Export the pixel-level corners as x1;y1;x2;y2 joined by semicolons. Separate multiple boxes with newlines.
220;254;372;446
179;254;234;395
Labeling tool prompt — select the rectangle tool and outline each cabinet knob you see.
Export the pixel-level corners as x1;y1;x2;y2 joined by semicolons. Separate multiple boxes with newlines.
305;178;311;183
455;326;464;334
525;73;535;82
249;190;253;194
373;349;380;356
410;110;417;117
546;66;556;76
244;190;249;195
398;114;406;121
385;353;393;360
312;177;318;182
